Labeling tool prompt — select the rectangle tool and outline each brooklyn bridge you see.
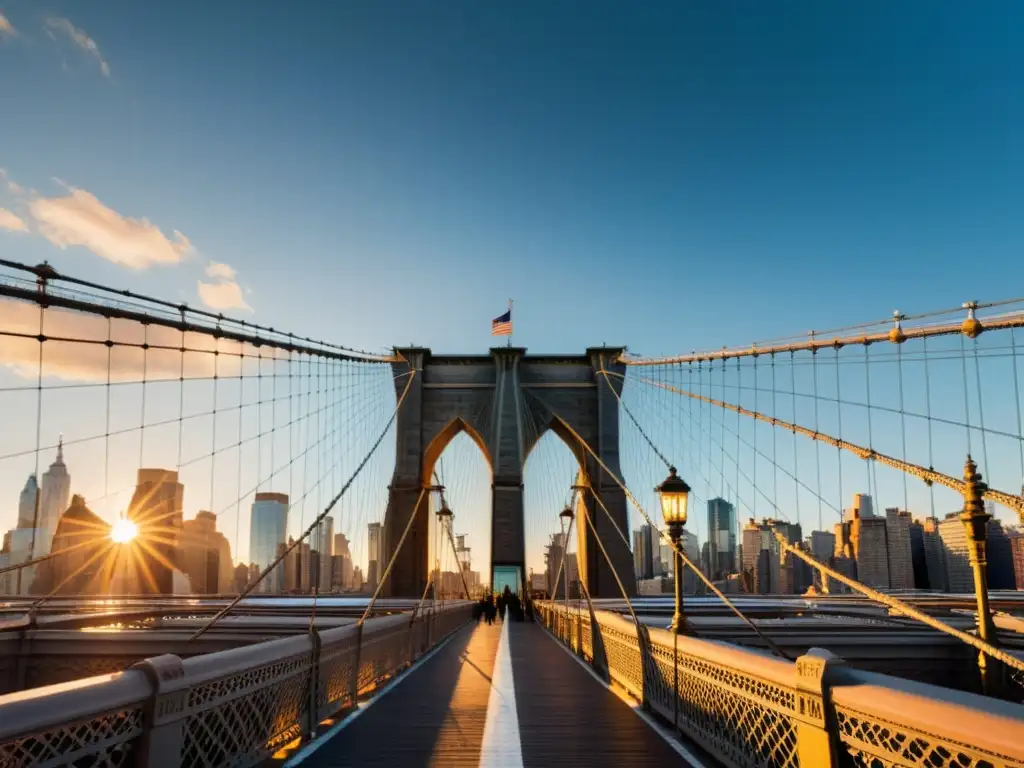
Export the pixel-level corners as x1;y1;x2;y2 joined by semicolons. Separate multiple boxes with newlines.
0;258;1021;767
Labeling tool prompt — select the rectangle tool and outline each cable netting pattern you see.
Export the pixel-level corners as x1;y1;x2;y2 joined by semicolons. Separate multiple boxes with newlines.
0;707;143;768
836;706;1020;768
180;655;312;767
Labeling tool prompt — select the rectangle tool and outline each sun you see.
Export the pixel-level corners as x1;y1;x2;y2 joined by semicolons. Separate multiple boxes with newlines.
111;518;139;544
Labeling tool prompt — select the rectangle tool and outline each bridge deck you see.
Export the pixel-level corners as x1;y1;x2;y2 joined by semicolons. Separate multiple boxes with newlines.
292;615;692;767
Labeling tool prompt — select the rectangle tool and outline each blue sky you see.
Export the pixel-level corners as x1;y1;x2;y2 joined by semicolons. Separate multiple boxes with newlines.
1;2;1022;578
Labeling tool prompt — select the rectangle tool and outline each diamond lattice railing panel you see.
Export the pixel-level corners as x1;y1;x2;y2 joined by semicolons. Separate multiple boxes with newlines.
599;627;645;696
186;653;309;710
181;669;310;767
0;707;143;768
835;706;1019;768
318;648;357;711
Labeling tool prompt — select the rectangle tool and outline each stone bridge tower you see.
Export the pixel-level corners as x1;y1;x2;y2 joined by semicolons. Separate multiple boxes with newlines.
382;347;635;599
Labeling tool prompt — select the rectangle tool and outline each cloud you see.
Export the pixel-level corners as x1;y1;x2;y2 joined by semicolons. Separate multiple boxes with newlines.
198;262;252;312
28;186;193;269
0;297;280;382
204;261;237;281
0;209;27;232
44;17;110;77
0;12;16;37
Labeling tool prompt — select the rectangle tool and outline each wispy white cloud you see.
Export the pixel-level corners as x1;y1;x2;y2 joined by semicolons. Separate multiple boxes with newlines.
198;261;252;312
0;209;28;232
0;12;16;37
0;168;25;194
45;17;109;77
29;185;193;269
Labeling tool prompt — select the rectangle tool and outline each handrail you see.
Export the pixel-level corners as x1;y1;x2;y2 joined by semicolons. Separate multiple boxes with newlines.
536;599;1024;768
0;669;151;740
0;603;473;767
829;667;1024;763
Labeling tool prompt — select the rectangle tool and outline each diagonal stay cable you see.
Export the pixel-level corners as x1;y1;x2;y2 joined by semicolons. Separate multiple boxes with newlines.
621;371;1024;521
524;388;790;658
189;368;418;641
359;486;429;625
775;534;1024;674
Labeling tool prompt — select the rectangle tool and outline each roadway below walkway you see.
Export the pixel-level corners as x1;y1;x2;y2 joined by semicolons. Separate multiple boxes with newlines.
290;613;697;768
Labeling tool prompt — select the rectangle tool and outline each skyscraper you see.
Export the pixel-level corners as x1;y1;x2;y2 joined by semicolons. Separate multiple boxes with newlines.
127;468;184;595
180;511;234;594
885;509;915;590
706;498;736;580
1009;530;1024;589
367;522;384;591
17;474;38;530
633;524;655;580
36;440;71;556
986;520;1015;590
938;512;973;593
29;495;110;596
249;492;288;593
836;498;890;589
742;519;772;594
311;516;335;592
921;516;947;591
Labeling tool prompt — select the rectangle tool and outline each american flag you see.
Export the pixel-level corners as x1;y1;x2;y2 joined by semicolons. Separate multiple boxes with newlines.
491;309;512;336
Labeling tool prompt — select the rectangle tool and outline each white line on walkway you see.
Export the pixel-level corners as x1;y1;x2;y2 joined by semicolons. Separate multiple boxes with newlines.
285;626;464;766
478;610;524;768
539;623;711;768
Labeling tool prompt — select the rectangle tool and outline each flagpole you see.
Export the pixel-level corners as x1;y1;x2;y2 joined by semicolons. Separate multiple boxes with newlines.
508;298;513;347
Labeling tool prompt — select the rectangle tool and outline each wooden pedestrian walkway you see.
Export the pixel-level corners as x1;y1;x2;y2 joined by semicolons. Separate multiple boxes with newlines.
291;615;696;767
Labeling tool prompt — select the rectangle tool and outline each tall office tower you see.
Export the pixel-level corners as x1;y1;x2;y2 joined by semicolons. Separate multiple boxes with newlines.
843;493;874;523
808;530;836;592
921;517;947;591
367;522;383;591
30;495;111;595
334;532;352;559
310;516;334;592
937;512;973;593
658;542;672;576
908;518;930;589
632;530;642;579
741;519;772;594
884;509;915;590
283;537;312;592
706;498;737;580
836;508;890;589
127;468;184;595
937;514;1015;592
17;474;38;529
1009;530;1024;589
249;492;288;593
546;531;567;597
181;511;234;594
634;524;655;580
37;440;72;556
986;520;1016;589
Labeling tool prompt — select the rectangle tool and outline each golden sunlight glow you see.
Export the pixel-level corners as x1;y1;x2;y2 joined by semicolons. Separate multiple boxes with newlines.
110;518;139;544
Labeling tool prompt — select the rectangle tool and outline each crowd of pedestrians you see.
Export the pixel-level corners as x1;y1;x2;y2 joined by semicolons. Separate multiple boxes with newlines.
472;585;532;624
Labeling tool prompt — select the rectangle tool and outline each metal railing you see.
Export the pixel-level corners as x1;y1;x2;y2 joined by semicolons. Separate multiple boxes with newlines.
0;601;472;767
536;601;1024;768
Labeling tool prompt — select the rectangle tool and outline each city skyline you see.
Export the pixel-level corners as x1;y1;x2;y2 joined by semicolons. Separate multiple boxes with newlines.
2;2;1024;591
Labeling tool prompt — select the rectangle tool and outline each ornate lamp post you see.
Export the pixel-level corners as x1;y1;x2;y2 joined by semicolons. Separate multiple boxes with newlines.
656;466;691;635
960;455;999;695
435;497;453;601
559;504;574;611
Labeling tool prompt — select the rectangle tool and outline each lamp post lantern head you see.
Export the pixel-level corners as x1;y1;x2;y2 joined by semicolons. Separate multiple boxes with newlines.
559;505;574;523
436;501;453;521
656;466;690;529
